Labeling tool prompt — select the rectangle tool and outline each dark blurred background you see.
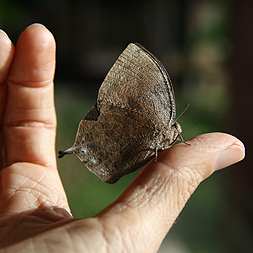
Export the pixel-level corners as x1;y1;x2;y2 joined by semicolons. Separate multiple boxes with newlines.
0;0;252;252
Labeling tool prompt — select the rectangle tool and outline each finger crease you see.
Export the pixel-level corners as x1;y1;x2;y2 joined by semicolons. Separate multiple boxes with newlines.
4;120;56;130
8;79;52;88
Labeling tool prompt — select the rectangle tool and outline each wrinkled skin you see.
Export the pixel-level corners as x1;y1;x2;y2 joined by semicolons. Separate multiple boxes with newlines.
0;24;245;252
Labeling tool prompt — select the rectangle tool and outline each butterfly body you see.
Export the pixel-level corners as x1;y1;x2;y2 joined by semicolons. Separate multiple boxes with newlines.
59;43;182;183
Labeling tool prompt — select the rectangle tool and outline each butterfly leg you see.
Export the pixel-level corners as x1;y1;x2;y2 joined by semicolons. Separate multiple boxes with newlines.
178;133;191;145
155;146;159;161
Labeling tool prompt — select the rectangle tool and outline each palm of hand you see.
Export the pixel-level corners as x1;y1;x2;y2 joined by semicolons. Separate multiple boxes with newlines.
0;25;244;253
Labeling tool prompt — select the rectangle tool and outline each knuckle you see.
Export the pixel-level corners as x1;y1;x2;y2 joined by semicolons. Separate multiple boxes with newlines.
155;160;203;210
175;166;201;204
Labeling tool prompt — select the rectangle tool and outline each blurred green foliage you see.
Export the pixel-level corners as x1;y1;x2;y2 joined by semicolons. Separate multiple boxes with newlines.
1;0;244;252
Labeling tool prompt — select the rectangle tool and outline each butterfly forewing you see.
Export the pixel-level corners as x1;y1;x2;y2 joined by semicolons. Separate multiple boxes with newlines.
97;43;176;127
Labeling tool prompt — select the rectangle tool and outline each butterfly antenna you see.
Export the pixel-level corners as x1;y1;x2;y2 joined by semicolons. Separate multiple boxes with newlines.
175;104;191;146
175;104;190;122
58;147;75;158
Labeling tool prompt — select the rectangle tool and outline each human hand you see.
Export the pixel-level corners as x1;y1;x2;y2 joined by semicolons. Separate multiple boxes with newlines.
0;24;245;252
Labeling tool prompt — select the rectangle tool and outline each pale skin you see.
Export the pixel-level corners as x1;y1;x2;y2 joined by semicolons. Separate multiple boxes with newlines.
0;24;245;252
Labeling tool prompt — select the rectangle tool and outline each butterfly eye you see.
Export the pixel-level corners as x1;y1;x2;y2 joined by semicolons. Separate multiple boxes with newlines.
80;148;87;155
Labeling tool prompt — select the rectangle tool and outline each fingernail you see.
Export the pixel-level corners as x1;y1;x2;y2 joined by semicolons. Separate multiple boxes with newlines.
216;140;245;170
25;23;47;31
0;29;9;39
51;206;72;218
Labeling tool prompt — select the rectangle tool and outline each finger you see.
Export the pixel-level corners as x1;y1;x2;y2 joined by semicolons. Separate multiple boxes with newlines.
4;24;57;168
0;31;14;164
0;25;69;215
99;133;245;252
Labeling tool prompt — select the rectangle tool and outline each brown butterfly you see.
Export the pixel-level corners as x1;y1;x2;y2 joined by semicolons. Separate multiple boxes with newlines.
59;43;182;183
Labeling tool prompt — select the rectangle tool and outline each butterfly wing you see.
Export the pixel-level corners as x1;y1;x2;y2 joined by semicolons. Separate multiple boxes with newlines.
97;43;176;127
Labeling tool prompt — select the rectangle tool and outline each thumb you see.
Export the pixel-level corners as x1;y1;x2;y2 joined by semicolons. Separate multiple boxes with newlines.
98;133;245;253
